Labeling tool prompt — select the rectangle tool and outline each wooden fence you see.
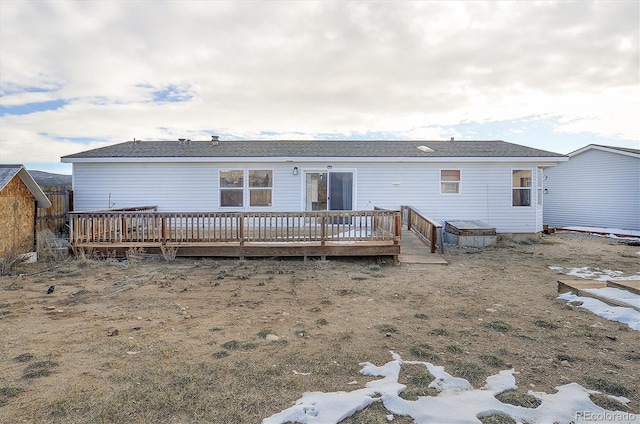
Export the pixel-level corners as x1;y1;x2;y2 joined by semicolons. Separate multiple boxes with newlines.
36;186;72;236
402;205;444;254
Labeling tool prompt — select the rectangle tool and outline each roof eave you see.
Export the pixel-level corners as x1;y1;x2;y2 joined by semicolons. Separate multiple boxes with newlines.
569;144;640;159
17;166;52;208
61;156;567;164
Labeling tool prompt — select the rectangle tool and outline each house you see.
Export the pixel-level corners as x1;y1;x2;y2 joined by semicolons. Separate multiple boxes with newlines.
543;144;640;233
61;139;567;237
0;165;52;256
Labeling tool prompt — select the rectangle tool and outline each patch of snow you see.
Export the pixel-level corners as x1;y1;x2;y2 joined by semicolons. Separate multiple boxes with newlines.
560;266;640;281
263;352;639;424
558;292;640;331
584;287;640;309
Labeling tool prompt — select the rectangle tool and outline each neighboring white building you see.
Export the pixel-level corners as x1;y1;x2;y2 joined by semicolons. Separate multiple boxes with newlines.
543;144;640;232
61;139;567;236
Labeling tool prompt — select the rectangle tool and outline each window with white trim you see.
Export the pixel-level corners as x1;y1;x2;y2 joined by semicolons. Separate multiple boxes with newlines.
219;169;273;207
440;170;460;194
249;170;272;206
512;170;532;207
220;170;244;207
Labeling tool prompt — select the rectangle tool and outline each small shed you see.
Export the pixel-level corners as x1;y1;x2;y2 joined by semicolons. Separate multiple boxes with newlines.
444;220;497;247
0;165;52;256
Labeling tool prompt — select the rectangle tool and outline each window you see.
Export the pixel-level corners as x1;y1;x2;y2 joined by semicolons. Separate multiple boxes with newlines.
512;170;532;206
440;170;460;194
219;169;273;207
249;170;272;207
220;170;244;207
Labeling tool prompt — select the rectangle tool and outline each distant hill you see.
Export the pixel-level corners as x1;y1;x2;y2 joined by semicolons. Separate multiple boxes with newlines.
29;170;72;186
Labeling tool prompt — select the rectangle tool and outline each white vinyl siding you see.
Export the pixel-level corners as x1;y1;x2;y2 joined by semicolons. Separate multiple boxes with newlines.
354;162;542;234
543;148;640;231
72;160;548;234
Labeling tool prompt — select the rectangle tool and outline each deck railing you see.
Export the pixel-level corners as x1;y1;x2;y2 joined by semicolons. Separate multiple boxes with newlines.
401;205;444;254
68;209;402;246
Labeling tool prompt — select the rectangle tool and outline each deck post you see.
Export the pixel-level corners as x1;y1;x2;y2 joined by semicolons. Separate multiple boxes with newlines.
69;215;75;245
430;225;436;253
321;215;326;246
239;214;245;246
394;211;402;244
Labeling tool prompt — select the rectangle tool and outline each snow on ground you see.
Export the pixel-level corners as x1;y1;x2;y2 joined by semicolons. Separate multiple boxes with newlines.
263;352;639;424
584;287;640;309
558;293;640;331
551;266;640;281
553;266;640;331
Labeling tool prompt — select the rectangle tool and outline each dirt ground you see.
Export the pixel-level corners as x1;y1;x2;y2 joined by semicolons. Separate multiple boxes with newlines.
1;231;639;423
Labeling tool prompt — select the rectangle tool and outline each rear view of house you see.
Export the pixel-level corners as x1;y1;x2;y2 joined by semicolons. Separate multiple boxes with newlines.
0;165;52;256
543;144;640;233
62;139;567;237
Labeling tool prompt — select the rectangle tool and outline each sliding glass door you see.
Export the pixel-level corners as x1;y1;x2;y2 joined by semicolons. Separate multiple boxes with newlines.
305;171;353;211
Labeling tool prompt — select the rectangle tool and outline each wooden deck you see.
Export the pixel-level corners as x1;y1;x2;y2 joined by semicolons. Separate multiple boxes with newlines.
398;229;448;265
68;208;446;263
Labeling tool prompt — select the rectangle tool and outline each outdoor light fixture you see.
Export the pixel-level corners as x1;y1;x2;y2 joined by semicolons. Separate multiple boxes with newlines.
293;166;299;175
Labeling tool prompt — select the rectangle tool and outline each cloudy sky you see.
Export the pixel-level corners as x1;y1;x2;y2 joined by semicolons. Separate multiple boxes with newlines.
1;0;638;174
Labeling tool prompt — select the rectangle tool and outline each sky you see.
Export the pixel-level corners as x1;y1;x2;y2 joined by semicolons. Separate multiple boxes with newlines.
1;1;638;175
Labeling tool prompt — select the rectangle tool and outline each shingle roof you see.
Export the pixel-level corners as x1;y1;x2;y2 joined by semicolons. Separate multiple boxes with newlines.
0;165;21;189
590;144;640;155
568;144;640;158
62;139;565;160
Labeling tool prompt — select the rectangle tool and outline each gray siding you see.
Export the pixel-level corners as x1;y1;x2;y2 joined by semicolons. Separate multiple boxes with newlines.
72;161;546;234
543;149;640;231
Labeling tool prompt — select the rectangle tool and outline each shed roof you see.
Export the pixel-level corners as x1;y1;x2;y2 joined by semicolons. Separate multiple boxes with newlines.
61;139;566;161
0;165;52;208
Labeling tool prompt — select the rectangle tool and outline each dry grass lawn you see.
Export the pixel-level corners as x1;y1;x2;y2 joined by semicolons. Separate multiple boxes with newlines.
1;232;638;423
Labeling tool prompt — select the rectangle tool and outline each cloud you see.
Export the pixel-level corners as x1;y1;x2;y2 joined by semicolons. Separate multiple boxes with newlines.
1;1;638;166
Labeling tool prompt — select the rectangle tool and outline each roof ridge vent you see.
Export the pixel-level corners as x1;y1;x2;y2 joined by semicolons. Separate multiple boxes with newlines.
211;135;219;145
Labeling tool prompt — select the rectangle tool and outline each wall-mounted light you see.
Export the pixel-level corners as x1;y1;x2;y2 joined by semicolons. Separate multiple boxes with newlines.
293;166;299;175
